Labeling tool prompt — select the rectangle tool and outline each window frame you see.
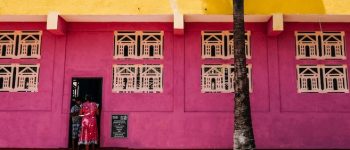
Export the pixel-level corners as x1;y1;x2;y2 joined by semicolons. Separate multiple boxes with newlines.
201;30;251;59
0;30;42;59
295;31;346;60
114;31;164;59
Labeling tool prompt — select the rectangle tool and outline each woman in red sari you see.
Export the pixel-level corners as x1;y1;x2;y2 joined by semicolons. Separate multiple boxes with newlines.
78;95;99;150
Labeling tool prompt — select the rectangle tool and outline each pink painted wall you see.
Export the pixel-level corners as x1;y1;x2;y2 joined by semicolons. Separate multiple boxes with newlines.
0;22;349;149
0;23;66;148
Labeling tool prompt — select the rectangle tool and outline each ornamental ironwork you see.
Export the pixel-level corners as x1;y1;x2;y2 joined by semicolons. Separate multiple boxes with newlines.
0;31;42;59
113;64;163;93
114;31;163;59
201;31;251;59
201;64;252;93
295;31;346;60
297;65;349;93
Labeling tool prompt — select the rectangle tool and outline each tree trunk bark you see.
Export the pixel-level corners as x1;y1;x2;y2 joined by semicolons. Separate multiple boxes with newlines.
233;0;255;149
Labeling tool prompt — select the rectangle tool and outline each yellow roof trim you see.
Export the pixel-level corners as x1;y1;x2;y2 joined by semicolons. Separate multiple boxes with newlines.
1;0;350;15
0;0;172;15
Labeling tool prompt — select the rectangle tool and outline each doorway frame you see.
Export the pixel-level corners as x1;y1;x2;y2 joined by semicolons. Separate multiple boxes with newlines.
68;77;104;148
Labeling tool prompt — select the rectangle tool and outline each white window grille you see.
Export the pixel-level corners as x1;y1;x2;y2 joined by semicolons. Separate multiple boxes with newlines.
295;31;346;60
0;31;42;59
112;64;163;93
295;32;319;59
323;65;349;93
201;65;226;92
114;31;138;59
297;65;349;93
322;32;346;59
17;31;42;59
201;64;252;93
14;64;39;92
296;31;347;93
140;32;163;59
201;31;251;59
297;65;322;93
0;31;16;58
0;65;14;91
112;65;137;93
139;65;163;92
202;32;225;59
114;31;163;59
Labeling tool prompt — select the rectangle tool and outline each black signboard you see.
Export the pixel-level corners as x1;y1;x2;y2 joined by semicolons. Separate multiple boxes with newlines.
111;115;128;138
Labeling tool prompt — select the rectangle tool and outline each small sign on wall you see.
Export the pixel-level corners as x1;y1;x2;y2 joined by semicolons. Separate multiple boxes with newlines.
111;115;128;138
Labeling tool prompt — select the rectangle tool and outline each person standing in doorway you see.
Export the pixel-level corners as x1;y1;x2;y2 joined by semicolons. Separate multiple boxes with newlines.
78;95;99;150
70;98;82;150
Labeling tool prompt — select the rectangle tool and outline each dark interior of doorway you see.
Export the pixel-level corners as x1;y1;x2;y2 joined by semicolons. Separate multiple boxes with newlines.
68;77;102;149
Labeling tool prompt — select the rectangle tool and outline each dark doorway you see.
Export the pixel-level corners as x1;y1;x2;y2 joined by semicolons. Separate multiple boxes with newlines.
69;77;103;149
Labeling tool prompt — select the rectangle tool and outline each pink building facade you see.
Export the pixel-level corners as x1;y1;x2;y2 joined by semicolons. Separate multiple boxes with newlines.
0;21;349;149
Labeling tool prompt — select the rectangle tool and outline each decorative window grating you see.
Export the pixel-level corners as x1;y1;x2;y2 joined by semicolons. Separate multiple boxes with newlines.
297;65;349;93
0;31;42;59
18;31;42;59
114;32;137;59
139;65;163;92
295;32;319;59
114;31;163;59
113;65;137;93
113;64;163;93
297;65;322;93
141;32;163;59
201;65;226;92
295;31;346;60
322;32;345;59
0;64;39;92
0;31;16;58
0;65;14;91
323;65;349;93
14;64;40;92
201;31;251;59
201;64;252;93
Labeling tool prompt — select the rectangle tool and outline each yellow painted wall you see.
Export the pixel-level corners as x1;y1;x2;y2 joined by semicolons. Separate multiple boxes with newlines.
0;0;350;15
0;0;172;15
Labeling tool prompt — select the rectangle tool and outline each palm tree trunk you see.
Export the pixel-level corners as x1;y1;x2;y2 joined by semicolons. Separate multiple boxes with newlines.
233;0;255;149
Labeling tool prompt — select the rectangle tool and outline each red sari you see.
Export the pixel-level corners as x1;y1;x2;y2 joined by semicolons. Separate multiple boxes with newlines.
78;101;98;145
